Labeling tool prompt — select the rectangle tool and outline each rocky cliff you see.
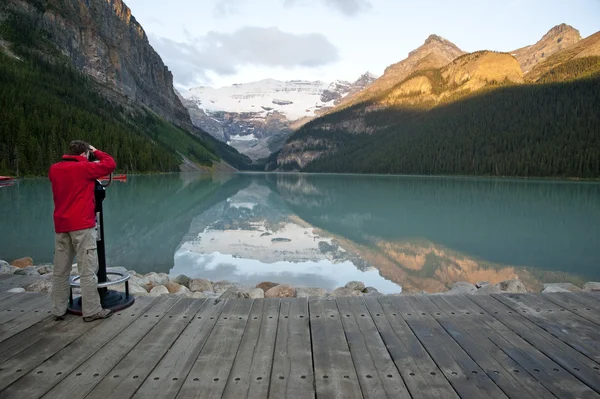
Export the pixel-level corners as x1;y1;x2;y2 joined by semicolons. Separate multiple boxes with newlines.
511;24;581;74
525;31;600;82
378;51;523;108
332;35;465;111
3;0;193;131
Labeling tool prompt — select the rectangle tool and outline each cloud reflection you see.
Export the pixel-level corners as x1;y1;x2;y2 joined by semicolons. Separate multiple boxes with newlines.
171;250;402;293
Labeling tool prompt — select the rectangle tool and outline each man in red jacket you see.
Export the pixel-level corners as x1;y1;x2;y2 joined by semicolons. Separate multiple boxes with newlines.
49;140;116;322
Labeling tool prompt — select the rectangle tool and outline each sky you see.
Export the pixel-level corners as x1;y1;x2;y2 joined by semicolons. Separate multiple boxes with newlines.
126;0;600;91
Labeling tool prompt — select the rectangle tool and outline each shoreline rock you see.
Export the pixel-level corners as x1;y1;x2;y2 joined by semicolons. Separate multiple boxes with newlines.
10;257;34;268
1;258;598;299
543;283;582;292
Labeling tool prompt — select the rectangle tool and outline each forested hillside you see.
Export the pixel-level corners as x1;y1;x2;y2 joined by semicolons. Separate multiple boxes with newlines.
0;1;253;176
0;51;218;175
274;28;600;178
293;76;600;178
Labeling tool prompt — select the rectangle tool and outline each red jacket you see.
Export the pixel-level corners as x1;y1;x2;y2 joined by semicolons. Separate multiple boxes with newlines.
49;151;117;233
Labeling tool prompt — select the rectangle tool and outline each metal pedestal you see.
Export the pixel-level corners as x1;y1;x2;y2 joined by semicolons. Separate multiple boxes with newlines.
67;178;135;315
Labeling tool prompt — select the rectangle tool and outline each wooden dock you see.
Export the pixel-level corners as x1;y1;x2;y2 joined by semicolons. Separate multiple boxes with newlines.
1;284;600;397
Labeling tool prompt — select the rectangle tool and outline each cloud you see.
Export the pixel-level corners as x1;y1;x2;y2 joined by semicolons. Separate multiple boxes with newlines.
213;0;372;18
213;0;240;17
149;27;339;87
283;0;372;16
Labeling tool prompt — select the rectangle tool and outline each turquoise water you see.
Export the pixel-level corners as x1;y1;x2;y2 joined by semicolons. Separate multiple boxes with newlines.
1;173;599;293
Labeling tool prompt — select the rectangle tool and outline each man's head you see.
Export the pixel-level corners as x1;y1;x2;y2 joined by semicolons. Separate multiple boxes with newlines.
67;140;91;158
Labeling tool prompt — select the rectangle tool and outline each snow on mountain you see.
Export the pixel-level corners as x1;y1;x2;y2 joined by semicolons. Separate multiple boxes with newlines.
179;73;378;160
184;79;333;120
182;73;378;121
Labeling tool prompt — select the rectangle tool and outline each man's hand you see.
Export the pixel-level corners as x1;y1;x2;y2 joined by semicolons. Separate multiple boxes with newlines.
89;145;97;153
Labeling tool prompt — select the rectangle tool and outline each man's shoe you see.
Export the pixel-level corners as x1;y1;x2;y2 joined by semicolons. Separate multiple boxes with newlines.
83;309;113;322
54;313;67;321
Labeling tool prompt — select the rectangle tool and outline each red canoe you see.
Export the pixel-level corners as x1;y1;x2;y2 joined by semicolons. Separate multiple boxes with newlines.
99;174;127;181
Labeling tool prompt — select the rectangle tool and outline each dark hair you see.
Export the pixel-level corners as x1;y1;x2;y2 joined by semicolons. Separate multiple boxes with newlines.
67;140;90;156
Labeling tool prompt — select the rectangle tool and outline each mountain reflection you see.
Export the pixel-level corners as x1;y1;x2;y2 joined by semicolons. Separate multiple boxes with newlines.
269;173;600;282
171;173;596;293
1;173;598;292
171;180;402;293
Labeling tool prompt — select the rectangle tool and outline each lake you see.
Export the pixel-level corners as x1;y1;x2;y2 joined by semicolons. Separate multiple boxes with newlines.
1;173;599;293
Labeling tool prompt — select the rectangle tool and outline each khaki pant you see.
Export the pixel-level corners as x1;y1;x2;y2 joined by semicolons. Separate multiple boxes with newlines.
52;228;102;317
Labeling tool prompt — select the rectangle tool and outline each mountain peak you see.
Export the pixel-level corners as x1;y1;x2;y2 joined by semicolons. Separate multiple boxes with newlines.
358;71;379;80
331;35;464;109
424;34;445;44
512;23;582;72
545;23;580;38
409;34;463;58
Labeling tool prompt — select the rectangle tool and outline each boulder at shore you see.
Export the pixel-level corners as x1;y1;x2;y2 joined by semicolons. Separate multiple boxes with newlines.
265;284;296;298
2;259;592;299
256;282;279;292
10;257;34;268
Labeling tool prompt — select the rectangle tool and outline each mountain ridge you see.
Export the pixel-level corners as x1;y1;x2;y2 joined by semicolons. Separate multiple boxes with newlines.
180;73;377;160
331;34;466;111
271;26;600;178
526;31;600;82
511;23;581;73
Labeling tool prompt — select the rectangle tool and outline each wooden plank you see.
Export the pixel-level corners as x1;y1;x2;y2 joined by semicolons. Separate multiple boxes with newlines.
388;296;508;399
0;311;98;390
493;293;600;362
468;294;600;396
0;297;157;399
568;293;600;309
427;294;566;399
363;296;458;399
542;293;600;326
0;292;44;308
421;295;554;399
0;298;52;343
579;291;600;301
221;298;279;399
222;299;266;399
0;296;34;319
337;297;411;399
309;298;362;399
175;299;254;399
495;293;600;341
0;293;49;324
0;291;17;305
0;275;23;286
0;275;21;286
570;293;600;308
41;297;181;399
268;298;314;399
0;316;56;363
245;298;280;399
131;299;227;399
0;292;35;308
83;298;205;399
